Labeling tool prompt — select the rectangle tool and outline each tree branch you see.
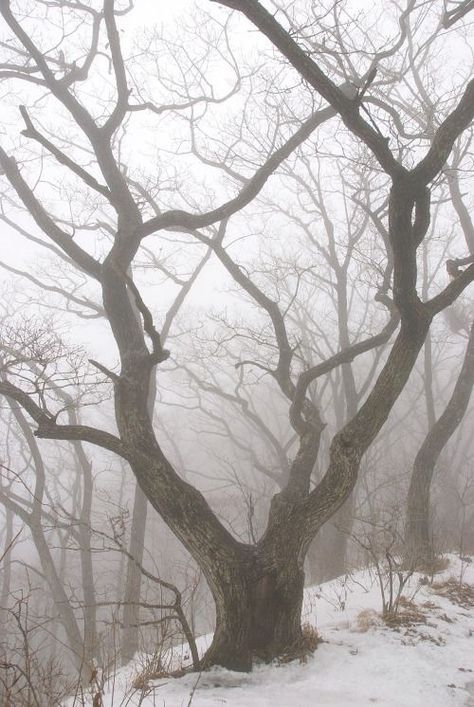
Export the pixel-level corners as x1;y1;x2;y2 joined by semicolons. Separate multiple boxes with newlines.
19;105;113;202
426;262;474;314
290;313;400;431
140;105;336;237
210;0;403;177
411;79;474;185
0;379;128;459
0;147;102;279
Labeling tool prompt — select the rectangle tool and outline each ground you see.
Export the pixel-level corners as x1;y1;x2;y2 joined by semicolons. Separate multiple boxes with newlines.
66;555;474;706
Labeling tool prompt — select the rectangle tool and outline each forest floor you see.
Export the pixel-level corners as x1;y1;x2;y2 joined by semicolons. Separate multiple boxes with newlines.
66;554;474;706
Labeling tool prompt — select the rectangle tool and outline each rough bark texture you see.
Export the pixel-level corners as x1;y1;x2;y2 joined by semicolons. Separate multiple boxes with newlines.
202;548;304;671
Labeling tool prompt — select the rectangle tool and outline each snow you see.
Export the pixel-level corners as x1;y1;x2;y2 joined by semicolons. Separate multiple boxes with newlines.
65;555;474;706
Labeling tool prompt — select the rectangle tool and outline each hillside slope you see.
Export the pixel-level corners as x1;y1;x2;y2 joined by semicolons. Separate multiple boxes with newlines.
65;555;474;707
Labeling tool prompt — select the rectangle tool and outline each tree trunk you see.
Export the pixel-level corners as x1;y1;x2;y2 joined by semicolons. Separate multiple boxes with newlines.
0;508;13;608
202;550;304;671
3;403;91;679
121;483;147;663
72;444;97;666
307;493;356;584
405;321;474;565
31;528;89;675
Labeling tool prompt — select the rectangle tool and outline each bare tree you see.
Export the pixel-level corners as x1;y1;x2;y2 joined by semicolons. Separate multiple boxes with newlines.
0;0;473;672
405;150;474;565
405;319;474;564
0;401;89;676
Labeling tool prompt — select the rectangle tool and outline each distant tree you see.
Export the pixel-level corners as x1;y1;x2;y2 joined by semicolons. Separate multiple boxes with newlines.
0;400;91;676
405;319;474;565
404;146;474;566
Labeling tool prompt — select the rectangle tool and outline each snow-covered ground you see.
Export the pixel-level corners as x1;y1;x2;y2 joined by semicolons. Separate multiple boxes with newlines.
66;555;474;706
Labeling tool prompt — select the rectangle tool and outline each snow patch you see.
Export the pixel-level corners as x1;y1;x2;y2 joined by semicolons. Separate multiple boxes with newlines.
64;554;474;707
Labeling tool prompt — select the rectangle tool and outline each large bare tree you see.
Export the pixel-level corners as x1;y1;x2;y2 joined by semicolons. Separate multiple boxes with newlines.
0;0;474;671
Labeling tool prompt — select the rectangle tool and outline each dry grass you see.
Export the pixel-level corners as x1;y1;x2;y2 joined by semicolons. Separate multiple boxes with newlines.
352;609;383;633
431;578;474;609
383;597;428;628
401;631;446;646
277;623;322;665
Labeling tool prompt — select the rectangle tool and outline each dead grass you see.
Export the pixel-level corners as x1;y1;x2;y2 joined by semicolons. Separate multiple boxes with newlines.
352;609;383;633
383;597;428;628
431;578;474;609
401;631;446;646
277;623;322;665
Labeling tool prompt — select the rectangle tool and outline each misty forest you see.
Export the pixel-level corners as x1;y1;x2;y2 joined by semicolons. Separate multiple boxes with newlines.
0;0;474;705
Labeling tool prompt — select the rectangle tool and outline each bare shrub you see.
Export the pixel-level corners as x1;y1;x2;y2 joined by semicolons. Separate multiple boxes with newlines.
351;509;417;618
0;593;74;707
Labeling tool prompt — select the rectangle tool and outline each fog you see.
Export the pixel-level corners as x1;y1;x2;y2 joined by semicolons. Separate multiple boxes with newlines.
0;1;473;705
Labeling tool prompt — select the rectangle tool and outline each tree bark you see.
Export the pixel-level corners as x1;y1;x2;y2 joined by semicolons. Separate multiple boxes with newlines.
202;547;304;671
121;351;156;664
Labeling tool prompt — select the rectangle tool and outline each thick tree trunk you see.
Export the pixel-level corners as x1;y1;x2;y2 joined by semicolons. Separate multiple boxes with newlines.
202;551;304;671
92;163;468;673
405;463;435;565
104;270;432;671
